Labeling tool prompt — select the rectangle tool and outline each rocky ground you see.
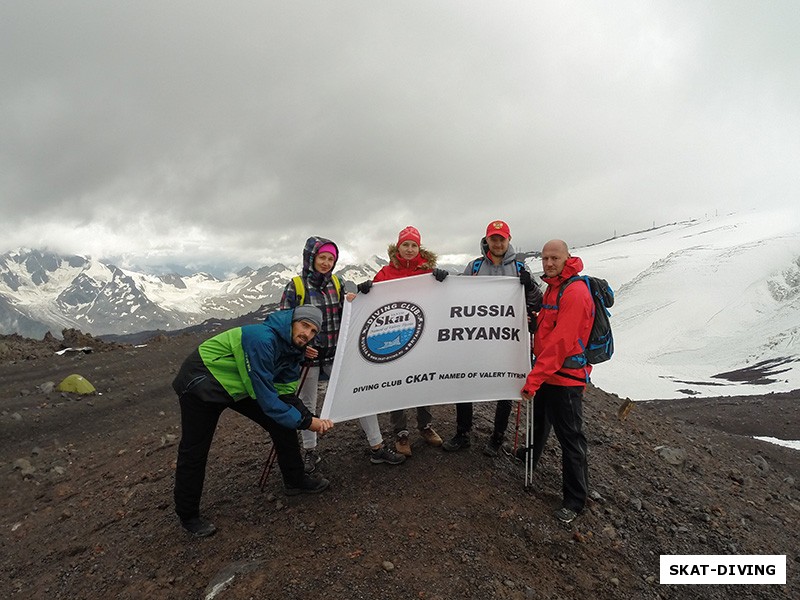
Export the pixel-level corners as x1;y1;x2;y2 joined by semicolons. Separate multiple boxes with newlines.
0;331;797;599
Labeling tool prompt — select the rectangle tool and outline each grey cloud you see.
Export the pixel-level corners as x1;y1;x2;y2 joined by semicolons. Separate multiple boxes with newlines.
1;1;798;268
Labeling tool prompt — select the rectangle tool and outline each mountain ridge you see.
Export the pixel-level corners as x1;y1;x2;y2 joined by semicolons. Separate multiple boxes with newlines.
3;209;799;401
0;249;387;339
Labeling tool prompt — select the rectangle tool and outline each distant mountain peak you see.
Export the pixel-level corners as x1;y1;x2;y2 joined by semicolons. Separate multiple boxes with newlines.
0;248;379;338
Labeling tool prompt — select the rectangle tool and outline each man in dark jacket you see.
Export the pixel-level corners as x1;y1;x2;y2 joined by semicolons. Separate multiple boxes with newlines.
521;239;594;524
442;220;543;454
172;305;334;537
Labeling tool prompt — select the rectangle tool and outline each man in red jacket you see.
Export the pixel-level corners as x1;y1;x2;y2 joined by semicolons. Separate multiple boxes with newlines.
521;239;594;524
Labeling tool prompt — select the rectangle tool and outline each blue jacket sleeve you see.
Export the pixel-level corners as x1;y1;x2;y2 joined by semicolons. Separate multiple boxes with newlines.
242;334;305;429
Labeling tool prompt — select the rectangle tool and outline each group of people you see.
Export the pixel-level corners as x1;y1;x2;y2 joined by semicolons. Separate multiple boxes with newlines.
172;220;596;537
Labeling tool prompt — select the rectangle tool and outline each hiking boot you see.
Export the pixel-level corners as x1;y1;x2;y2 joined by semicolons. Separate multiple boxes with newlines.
554;507;579;524
441;434;471;452
303;449;321;474
370;445;406;465
420;425;443;447
514;445;530;462
482;435;503;457
395;432;412;457
180;516;217;538
284;474;330;496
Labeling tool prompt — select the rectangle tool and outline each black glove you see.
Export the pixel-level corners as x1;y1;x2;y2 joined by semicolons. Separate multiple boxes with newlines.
432;268;449;282
519;268;533;291
526;308;539;332
357;280;373;294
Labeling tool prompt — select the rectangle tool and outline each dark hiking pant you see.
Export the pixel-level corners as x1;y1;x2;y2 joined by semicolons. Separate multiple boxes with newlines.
529;383;589;513
454;402;472;436
390;406;433;434
491;399;513;440
173;351;303;521
454;399;513;439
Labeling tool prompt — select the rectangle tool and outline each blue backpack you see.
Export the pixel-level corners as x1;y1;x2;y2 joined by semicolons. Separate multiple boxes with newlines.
558;276;615;368
470;257;525;275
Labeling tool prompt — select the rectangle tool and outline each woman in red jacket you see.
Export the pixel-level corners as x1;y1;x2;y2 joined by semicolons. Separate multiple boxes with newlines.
358;226;447;456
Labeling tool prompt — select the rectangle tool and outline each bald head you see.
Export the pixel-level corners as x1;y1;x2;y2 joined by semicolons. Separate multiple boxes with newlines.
541;239;570;278
543;239;569;254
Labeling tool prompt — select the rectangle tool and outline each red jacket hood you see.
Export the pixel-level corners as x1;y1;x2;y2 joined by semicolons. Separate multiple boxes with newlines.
541;256;584;288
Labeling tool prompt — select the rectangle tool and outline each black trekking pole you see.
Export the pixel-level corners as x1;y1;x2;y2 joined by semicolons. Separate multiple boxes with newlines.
524;398;533;489
258;447;278;491
259;363;311;491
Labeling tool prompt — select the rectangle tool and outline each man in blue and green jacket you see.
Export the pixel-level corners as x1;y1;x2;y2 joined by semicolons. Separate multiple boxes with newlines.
172;305;334;537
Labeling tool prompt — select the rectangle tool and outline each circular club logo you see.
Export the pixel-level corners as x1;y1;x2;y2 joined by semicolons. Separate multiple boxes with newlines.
359;302;425;363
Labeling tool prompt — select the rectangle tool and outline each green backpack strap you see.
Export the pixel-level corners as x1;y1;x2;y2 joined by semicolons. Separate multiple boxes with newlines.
292;275;341;306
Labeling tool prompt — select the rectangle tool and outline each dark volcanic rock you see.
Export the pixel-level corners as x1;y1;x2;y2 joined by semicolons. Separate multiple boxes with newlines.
0;332;797;600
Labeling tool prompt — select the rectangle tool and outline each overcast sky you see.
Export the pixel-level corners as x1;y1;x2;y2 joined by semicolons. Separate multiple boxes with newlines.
2;1;798;274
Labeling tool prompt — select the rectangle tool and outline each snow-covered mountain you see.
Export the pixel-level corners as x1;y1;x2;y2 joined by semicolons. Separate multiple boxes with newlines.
562;208;800;400
336;255;388;286
3;208;799;403
0;250;378;338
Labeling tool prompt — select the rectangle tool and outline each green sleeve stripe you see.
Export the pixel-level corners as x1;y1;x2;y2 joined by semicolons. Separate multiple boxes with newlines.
275;381;299;395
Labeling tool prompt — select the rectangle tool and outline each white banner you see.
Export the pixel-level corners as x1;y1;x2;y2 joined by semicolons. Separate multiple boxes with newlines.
321;274;532;422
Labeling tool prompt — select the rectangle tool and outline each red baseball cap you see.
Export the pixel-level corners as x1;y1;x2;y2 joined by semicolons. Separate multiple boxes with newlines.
485;220;511;239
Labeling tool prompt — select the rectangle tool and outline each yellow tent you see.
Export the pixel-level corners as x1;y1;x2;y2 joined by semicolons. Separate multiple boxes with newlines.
56;374;96;395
